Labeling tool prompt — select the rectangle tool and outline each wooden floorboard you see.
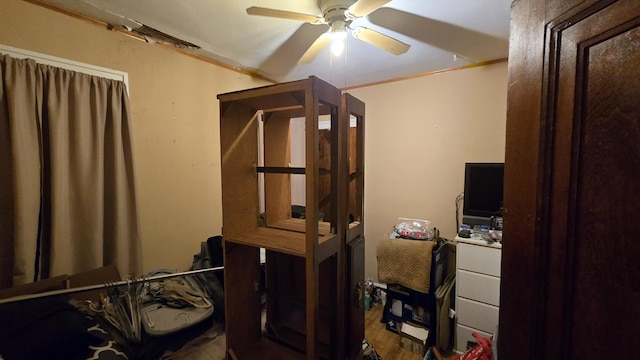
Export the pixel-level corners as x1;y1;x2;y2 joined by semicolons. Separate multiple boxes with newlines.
365;303;423;360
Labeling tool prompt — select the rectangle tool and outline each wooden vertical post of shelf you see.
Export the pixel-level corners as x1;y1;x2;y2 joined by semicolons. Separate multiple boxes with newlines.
304;79;319;360
219;102;260;238
344;93;366;359
345;93;365;241
353;95;365;235
263;112;292;226
224;243;261;354
219;101;263;356
333;92;349;359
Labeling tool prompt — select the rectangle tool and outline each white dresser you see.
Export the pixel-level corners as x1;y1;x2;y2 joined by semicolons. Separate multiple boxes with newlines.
454;236;502;353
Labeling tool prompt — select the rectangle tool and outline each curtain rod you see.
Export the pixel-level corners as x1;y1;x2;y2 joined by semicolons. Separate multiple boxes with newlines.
0;266;224;305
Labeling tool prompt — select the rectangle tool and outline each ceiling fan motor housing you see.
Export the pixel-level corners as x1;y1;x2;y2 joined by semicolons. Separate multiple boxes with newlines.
321;0;355;26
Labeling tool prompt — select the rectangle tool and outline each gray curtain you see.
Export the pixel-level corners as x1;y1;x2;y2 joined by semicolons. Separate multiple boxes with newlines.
0;54;142;289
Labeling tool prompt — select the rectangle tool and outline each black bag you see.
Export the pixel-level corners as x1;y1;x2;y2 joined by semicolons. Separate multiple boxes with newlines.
190;236;225;323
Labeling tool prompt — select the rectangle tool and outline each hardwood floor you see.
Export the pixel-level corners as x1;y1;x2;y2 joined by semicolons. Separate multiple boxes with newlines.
365;303;424;360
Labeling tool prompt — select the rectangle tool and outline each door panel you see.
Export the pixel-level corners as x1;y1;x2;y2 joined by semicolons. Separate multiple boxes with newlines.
500;0;640;359
555;15;640;359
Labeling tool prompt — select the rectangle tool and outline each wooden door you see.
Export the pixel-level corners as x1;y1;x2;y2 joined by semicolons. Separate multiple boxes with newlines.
500;0;640;359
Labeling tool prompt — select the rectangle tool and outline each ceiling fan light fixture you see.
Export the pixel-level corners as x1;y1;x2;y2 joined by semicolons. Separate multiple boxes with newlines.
330;20;348;56
246;0;410;62
331;30;347;56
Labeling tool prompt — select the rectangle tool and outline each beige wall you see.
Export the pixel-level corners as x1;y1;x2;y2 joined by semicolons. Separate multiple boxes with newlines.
0;0;269;273
1;0;507;281
348;62;508;280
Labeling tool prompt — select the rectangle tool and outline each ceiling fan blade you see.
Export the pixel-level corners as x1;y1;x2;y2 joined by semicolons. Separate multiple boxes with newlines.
348;0;392;17
368;8;509;62
352;27;410;55
298;32;331;64
246;7;322;24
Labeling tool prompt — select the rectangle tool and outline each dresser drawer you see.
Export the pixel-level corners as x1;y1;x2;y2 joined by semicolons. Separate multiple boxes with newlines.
457;242;501;276
457;297;499;333
457;269;501;306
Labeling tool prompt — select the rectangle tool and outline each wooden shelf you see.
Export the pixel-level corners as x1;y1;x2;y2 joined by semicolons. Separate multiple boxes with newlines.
227;226;336;257
265;323;331;360
270;311;332;347
256;166;331;175
268;218;332;236
347;222;364;243
348;221;361;230
229;337;305;360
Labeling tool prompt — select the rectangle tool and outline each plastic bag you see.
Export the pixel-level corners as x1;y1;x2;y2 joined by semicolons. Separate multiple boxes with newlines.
391;217;433;240
454;332;493;360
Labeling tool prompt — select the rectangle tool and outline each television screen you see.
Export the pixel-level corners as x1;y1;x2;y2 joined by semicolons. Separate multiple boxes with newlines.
463;163;504;219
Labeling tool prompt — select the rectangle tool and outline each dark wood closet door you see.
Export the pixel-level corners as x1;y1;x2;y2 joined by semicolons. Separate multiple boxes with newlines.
500;0;640;359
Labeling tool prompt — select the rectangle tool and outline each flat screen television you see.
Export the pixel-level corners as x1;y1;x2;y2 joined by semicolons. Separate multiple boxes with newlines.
462;162;504;227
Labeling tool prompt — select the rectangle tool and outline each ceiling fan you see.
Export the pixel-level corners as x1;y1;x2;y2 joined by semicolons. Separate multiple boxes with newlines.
246;0;410;64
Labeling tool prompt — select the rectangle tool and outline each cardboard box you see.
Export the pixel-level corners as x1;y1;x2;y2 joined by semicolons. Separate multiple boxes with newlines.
401;336;426;356
0;265;121;302
399;322;430;356
68;264;121;302
0;275;68;300
385;284;436;328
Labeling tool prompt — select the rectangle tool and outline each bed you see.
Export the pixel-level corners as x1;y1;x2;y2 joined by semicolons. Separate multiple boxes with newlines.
0;268;226;360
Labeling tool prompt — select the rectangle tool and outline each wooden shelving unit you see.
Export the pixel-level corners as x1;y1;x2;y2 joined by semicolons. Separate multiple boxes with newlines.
229;338;306;360
218;76;365;360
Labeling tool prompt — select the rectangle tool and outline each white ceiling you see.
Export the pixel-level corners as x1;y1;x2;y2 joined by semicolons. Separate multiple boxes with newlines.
39;0;512;88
